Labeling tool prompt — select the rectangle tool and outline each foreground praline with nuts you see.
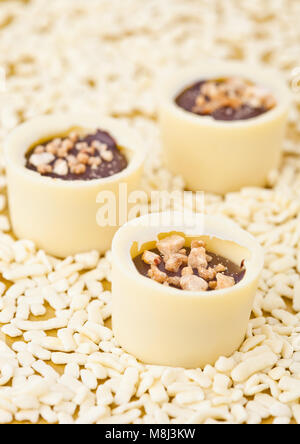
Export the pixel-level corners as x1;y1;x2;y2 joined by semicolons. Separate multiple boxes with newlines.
112;212;264;368
134;235;246;292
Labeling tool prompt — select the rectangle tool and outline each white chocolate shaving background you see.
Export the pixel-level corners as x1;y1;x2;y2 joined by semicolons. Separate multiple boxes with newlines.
0;0;299;425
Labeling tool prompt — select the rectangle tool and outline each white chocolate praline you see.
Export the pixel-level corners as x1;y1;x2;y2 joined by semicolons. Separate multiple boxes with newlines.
4;114;146;258
112;212;264;369
158;61;292;194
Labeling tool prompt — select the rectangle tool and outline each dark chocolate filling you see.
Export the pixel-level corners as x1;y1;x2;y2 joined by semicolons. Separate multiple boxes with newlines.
25;129;128;181
175;80;269;121
133;248;246;290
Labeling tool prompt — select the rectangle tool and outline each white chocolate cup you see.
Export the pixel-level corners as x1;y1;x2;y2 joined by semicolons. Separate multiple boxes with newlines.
158;61;291;194
4;114;146;258
112;212;264;368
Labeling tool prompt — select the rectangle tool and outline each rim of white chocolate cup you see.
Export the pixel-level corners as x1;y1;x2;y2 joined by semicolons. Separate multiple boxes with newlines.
159;60;291;128
4;114;146;189
112;211;264;299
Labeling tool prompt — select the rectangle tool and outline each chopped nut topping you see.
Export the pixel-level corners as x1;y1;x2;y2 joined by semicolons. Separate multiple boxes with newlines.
57;147;68;158
209;281;218;290
101;150;114;162
201;81;219;99
81;147;96;155
92;142;109;158
88;156;102;169
29;152;55;167
67;155;77;166
76;142;89;151
216;273;235;290
52;138;62;147
71;163;86;175
195;95;205;108
26;129;127;181
181;266;193;276
191;78;276;116
180;275;208;292
165;253;188;273
166;276;181;287
62;139;73;151
148;265;167;284
45;143;58;155
215;264;227;273
53;159;68;176
157;235;185;259
92;140;107;151
198;267;216;281
37;164;53;174
191;240;206;249
134;236;246;292
34;145;45;154
142;250;161;266
77;152;90;165
188;247;208;269
69;131;79;143
262;94;276;109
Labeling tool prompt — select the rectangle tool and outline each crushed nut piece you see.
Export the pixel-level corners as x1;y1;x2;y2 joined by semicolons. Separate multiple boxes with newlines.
34;145;45;154
262;94;277;110
101;150;114;162
53;159;68;176
201;81;219;99
67;155;78;166
45;143;58;155
180;275;208;292
191;240;205;249
69;132;79;143
209;281;218;290
148;265;167;284
188;247;208;269
167;276;181;287
62;139;73;151
165;253;188;273
157;235;185;259
77;152;90;165
181;266;193;276
37;164;53;174
92;142;109;157
76;142;89;151
142;251;161;266
71;163;86;175
88;156;102;169
29;152;55;167
216;273;235;289
81;147;96;155
198;267;216;281
92;140;105;150
57;147;68;158
52;138;62;147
